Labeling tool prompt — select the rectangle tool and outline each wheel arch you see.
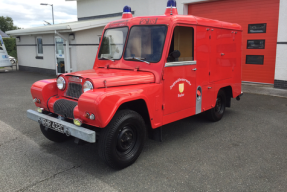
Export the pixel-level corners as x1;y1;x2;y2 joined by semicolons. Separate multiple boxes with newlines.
79;84;161;129
117;99;152;128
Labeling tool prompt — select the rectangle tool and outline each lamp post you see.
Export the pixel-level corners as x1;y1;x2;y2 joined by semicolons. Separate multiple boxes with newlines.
40;3;54;25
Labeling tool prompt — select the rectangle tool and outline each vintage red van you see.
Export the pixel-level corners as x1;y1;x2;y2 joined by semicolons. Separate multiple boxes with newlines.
27;0;243;169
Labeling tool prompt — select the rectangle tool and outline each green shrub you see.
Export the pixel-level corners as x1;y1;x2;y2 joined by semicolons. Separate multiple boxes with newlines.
3;37;17;59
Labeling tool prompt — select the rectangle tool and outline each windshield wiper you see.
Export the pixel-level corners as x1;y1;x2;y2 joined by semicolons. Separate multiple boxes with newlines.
125;57;150;64
100;57;114;62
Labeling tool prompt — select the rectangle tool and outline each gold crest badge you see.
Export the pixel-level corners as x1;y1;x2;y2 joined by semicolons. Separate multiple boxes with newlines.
179;83;184;93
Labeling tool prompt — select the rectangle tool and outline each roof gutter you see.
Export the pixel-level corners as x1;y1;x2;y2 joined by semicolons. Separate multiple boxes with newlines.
6;25;71;36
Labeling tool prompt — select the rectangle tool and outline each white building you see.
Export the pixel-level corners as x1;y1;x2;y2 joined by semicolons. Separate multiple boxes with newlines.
7;17;120;75
7;0;287;89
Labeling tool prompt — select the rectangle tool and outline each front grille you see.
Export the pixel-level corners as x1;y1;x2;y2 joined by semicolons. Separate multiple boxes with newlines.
53;99;78;119
66;83;83;99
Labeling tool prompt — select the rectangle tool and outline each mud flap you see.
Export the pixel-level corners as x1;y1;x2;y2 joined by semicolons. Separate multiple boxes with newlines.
149;127;162;142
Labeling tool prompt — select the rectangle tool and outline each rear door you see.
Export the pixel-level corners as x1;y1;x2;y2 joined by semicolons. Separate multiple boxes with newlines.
163;25;197;115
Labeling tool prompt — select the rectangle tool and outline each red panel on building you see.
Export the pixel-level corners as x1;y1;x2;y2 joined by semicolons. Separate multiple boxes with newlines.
188;0;279;84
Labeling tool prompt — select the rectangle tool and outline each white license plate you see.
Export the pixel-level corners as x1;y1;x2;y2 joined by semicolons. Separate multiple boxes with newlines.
40;117;65;134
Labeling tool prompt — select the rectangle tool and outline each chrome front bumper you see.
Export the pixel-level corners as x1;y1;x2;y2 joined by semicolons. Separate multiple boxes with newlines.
27;109;96;143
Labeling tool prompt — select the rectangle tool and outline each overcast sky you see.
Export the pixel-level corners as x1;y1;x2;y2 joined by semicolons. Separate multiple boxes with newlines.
0;0;77;29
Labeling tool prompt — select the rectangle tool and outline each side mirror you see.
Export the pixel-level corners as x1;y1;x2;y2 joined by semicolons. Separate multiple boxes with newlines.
171;50;181;59
167;50;181;62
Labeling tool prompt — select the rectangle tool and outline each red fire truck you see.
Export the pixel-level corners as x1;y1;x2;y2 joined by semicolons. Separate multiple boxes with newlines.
27;0;243;169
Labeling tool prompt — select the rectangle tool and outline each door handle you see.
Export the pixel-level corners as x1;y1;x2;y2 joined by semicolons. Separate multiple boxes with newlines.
208;87;212;89
192;68;197;71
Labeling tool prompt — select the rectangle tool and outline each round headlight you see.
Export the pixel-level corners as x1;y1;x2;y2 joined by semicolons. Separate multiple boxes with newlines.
57;76;66;90
83;81;93;92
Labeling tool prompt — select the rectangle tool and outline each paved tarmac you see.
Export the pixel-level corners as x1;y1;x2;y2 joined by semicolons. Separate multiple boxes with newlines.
242;83;287;98
0;70;287;192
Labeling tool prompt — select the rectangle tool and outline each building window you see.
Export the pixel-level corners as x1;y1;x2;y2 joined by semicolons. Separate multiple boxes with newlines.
36;37;43;56
248;23;266;33
246;55;264;65
247;40;265;49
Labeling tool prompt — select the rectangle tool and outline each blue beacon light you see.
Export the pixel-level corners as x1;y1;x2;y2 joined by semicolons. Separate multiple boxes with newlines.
122;5;133;18
123;5;131;13
167;0;176;7
165;0;178;15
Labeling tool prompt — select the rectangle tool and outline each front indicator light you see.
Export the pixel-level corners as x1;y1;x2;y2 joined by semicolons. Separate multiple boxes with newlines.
37;107;43;113
90;114;95;120
84;113;90;118
33;98;40;103
73;119;82;126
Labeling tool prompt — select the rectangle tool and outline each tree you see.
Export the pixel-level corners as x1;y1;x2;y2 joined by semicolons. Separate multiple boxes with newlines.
3;38;17;59
0;16;20;32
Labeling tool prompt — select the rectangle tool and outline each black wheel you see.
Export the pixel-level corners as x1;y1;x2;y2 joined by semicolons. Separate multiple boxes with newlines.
40;124;69;142
207;90;226;122
98;110;146;169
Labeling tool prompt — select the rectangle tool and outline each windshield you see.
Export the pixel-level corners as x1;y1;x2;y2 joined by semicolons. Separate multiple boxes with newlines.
124;25;167;63
98;27;128;60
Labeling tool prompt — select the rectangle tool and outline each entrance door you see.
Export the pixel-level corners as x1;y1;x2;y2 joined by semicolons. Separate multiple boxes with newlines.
55;37;65;74
163;26;197;115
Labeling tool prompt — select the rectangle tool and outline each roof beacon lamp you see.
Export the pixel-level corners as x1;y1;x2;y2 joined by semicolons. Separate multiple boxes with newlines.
122;6;133;19
165;0;178;16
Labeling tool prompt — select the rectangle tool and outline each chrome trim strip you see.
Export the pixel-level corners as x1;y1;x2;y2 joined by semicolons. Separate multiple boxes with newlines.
165;61;197;67
27;109;96;143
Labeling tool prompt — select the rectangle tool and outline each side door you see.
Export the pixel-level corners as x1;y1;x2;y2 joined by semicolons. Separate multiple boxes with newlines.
163;25;197;116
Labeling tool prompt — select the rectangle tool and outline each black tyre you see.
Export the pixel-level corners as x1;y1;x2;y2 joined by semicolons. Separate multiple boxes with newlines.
207;90;226;122
98;110;146;169
40;124;69;142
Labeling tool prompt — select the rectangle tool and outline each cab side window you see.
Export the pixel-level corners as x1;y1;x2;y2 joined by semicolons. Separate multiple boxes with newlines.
167;26;194;62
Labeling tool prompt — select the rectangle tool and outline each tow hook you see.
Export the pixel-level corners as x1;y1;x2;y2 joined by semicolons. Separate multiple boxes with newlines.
74;138;86;145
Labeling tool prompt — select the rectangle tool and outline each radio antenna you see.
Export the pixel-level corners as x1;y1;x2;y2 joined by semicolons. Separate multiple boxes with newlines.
170;4;173;15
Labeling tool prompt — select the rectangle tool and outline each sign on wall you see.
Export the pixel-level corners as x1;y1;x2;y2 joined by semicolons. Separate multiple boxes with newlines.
248;23;266;33
246;55;264;65
247;40;265;49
